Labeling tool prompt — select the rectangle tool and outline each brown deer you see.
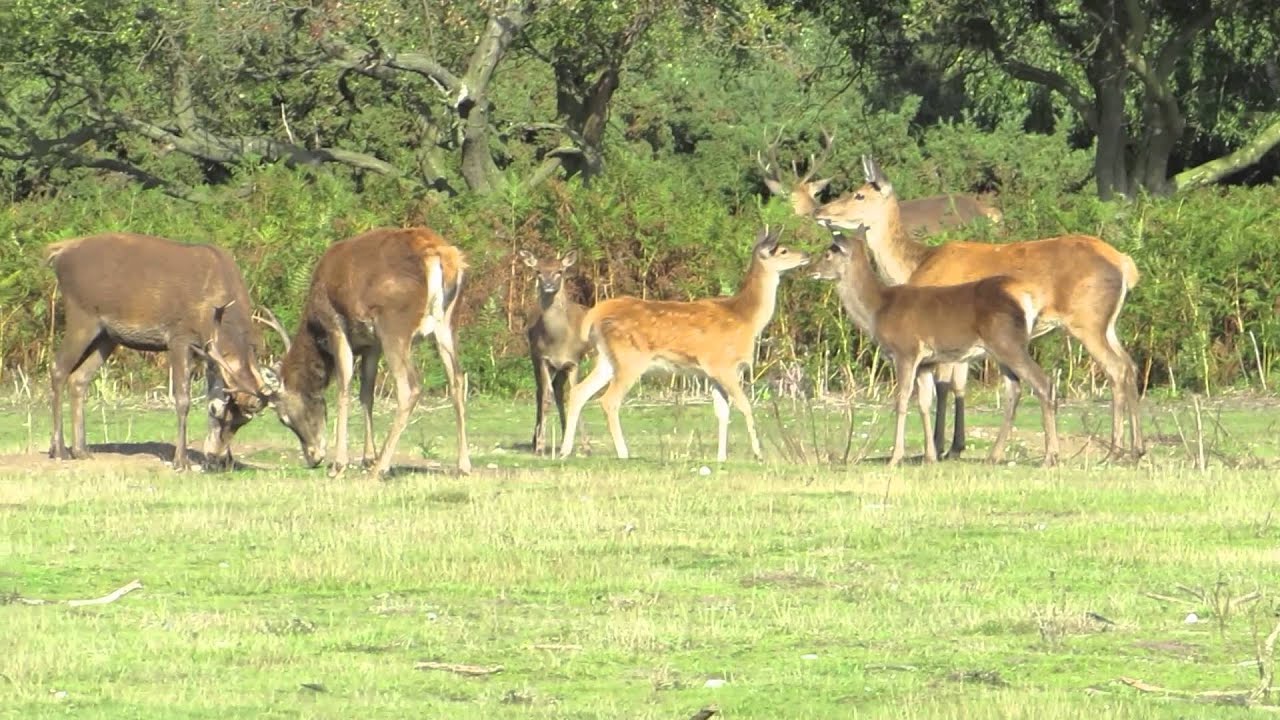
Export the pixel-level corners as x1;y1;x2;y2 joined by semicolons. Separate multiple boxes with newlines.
809;227;1060;467
557;227;810;462
255;227;471;477
815;157;1143;459
46;232;272;470
517;249;590;455
757;135;1002;235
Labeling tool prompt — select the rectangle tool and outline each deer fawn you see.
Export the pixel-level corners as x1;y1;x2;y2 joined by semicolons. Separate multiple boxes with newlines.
557;227;809;462
815;156;1143;460
46;233;274;471
254;227;471;477
810;227;1060;467
517;249;590;455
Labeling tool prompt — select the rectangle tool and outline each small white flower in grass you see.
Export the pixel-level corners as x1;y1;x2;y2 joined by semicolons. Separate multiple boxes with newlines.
426;612;438;622
703;678;727;688
698;466;712;476
1185;612;1199;624
218;562;229;569
485;463;498;470
1007;461;1016;467
52;690;68;700
801;653;819;661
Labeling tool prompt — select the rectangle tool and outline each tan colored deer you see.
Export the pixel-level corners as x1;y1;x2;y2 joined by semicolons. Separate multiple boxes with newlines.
815;157;1143;459
46;233;274;471
757;135;1002;235
517;249;590;455
557;227;809;462
251;227;471;477
809;227;1060;466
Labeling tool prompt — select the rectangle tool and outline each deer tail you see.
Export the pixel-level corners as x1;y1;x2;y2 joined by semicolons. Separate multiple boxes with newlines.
1118;252;1140;290
43;238;82;265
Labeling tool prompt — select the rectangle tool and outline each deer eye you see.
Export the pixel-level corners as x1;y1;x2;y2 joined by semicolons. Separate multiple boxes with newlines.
777;248;788;255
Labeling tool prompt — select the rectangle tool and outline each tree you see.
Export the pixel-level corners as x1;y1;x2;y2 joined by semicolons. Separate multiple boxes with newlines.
812;0;1280;199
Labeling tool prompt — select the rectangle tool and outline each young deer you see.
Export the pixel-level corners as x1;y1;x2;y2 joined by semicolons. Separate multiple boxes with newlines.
815;157;1143;460
517;249;590;455
46;233;273;471
809;228;1060;467
256;227;471;477
557;227;809;462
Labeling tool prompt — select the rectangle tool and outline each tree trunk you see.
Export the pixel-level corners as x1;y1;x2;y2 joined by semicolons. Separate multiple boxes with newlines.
457;0;535;193
1093;79;1131;200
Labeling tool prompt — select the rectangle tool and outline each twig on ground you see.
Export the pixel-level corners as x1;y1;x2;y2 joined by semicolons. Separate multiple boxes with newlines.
10;579;143;607
414;661;504;677
687;706;718;720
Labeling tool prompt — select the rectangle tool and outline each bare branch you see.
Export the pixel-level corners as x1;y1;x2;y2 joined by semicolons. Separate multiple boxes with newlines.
1174;117;1280;191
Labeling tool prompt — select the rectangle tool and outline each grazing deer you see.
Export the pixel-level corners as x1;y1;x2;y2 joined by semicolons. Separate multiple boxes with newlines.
757;135;1001;235
255;227;471;477
46;232;272;470
815;157;1143;459
517;249;590;455
557;227;809;462
809;227;1060;467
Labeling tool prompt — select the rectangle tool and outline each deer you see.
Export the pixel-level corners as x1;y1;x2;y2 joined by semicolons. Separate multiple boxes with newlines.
757;133;1002;236
45;232;274;471
809;227;1060;467
247;226;471;477
814;156;1143;460
516;249;590;455
557;227;810;462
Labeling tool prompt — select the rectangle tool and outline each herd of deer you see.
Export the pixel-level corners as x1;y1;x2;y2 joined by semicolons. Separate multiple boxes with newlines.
44;140;1145;476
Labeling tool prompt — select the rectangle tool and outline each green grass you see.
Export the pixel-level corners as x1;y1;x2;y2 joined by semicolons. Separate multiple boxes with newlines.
3;389;1280;719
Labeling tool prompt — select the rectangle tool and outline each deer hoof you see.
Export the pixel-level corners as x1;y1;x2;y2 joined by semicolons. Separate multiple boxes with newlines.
887;456;903;468
327;462;347;478
457;458;472;475
1042;455;1059;468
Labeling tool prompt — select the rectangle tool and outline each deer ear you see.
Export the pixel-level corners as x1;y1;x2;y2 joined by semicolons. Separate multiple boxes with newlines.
560;250;578;269
516;249;539;269
809;178;831;195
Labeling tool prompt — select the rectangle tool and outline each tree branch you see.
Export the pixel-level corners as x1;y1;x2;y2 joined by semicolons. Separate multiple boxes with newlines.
1173;117;1280;191
316;36;459;94
998;58;1098;130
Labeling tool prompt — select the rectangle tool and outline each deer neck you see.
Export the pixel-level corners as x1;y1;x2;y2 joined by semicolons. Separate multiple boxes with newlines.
865;201;931;284
725;257;781;335
834;247;887;336
538;289;573;331
280;324;331;398
790;189;818;216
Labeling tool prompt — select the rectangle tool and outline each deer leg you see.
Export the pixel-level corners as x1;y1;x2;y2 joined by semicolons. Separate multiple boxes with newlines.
432;322;470;475
714;372;763;461
916;368;938;464
532;356;552;455
598;362;643;460
559;353;613;458
994;351;1059;467
169;346;193;471
709;383;732;463
49;309;105;460
328;331;356;477
889;357;922;468
370;338;421;478
932;365;952;461
988;368;1022;465
948;362;970;459
550;365;573;454
59;335;115;460
357;352;379;468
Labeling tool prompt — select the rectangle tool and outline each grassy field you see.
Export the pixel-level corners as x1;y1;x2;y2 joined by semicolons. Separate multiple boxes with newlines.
3;388;1280;719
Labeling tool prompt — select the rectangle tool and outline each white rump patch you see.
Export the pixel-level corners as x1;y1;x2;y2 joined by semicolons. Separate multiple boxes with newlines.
1020;293;1039;335
417;257;446;339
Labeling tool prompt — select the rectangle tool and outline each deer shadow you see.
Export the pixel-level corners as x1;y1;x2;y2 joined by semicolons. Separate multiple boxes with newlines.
81;442;257;471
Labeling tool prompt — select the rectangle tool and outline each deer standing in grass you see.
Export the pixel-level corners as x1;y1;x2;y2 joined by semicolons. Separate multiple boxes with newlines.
256;227;471;477
557;227;809;462
815;157;1143;459
758;135;1002;237
517;249;590;455
45;233;273;470
810;227;1060;466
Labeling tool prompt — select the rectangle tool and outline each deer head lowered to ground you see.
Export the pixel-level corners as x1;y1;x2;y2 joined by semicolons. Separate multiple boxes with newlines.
252;226;471;477
46;232;275;470
517;248;591;455
814;156;1143;459
557;227;810;463
809;227;1060;467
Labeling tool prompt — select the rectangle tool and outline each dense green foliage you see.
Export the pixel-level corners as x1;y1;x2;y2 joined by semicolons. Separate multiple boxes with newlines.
1;0;1279;398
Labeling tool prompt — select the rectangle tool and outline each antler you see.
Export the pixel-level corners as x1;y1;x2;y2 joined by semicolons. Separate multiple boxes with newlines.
756;126;789;191
800;127;836;184
253;307;292;353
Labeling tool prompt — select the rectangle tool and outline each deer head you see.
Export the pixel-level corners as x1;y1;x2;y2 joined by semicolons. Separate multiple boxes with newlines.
813;155;899;231
752;226;811;273
757;129;836;216
809;226;870;282
518;248;578;300
248;307;326;468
